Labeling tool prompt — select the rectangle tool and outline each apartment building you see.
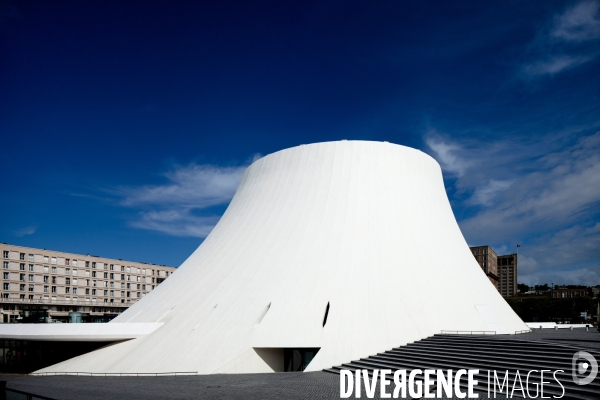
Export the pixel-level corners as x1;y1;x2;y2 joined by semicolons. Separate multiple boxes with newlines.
0;243;176;323
497;254;517;298
469;245;499;288
469;246;517;298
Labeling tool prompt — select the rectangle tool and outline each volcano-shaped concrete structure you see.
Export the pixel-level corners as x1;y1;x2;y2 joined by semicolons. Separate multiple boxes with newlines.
38;141;527;374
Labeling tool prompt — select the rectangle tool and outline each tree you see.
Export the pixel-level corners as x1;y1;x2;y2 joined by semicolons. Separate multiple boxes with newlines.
517;283;529;294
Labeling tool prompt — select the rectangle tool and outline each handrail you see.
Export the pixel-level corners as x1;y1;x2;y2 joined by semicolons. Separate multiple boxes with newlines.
30;371;198;377
440;330;496;335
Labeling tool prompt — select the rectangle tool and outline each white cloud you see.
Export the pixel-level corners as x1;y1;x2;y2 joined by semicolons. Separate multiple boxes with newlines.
130;210;221;238
120;164;248;209
424;132;471;177
426;127;600;285
520;1;600;78
14;226;36;237
551;0;600;42
460;132;600;241
118;155;260;237
522;55;592;77
469;179;514;206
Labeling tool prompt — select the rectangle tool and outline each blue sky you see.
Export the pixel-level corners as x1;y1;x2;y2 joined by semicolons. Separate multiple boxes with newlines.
1;1;599;285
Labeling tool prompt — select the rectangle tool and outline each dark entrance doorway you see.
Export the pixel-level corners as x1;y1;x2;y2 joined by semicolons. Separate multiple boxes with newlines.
283;348;319;372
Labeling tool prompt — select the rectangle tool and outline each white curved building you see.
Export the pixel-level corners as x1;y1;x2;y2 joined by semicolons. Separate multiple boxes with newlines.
37;140;527;374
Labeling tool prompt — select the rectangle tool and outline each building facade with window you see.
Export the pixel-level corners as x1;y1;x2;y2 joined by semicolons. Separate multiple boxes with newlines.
469;247;518;298
0;243;176;323
469;245;499;288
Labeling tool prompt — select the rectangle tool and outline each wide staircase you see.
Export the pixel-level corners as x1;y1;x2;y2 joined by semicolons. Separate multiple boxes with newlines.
324;334;600;399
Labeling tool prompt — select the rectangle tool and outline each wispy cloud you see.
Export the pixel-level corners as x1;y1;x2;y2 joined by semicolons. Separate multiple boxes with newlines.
424;131;471;177
469;179;515;206
551;0;600;42
426;129;600;285
116;155;260;238
520;1;600;78
14;226;36;237
522;55;592;76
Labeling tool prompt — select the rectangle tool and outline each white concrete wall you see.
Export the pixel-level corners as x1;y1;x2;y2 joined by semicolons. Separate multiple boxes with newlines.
37;141;527;375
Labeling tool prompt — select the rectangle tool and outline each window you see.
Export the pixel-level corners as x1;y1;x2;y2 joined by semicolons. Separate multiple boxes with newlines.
142;269;146;274
3;283;8;290
2;251;8;258
85;261;90;268
92;289;96;295
85;271;89;277
65;268;70;275
127;275;131;281
72;260;78;266
73;278;77;285
104;272;108;279
137;284;140;289
121;283;125;288
137;292;141;298
142;284;146;290
121;266;125;272
121;274;125;280
66;287;70;294
93;280;97;286
85;288;90;295
110;273;114;279
43;256;49;263
43;276;49;283
20;253;25;260
19;274;25;281
104;290;108;296
52;277;56;284
65;258;70;266
28;254;34;261
580;291;585;296
109;290;114;296
104;263;108;270
72;269;77;276
110;282;114;288
3;261;8;269
86;279;90;286
51;286;56;293
127;283;130;289
28;274;33;282
73;288;78;295
19;284;25;291
44;266;48;273
51;266;57;274
92;262;96;268
136;268;140;274
20;294;25;299
66;278;71;285
126;266;131;273
29;264;34;272
121;291;125;297
127;291;130;297
20;263;25;271
51;257;56;264
92;271;96;278
110;264;114;271
104;281;108;288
